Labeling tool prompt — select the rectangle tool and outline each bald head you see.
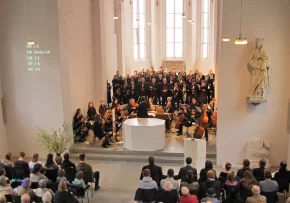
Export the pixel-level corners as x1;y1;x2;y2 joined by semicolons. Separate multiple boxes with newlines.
21;194;30;203
164;181;173;191
252;185;260;196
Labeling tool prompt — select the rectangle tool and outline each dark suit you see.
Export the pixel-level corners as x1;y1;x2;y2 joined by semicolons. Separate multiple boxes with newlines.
140;164;163;187
177;165;198;181
155;191;178;203
137;102;149;118
253;167;266;182
13;160;30;178
237;167;252;180
200;180;222;199
98;104;106;117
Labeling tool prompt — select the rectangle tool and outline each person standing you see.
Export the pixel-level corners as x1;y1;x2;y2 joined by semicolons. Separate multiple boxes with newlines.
161;78;170;107
137;97;149;118
87;102;97;121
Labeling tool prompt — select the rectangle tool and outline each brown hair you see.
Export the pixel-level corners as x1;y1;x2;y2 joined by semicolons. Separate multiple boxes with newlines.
227;171;236;182
58;169;65;177
32;153;39;162
20;152;25;158
76;171;83;179
58;181;68;192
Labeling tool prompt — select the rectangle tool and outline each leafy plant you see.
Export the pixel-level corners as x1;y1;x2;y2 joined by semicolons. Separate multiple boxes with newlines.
35;123;73;154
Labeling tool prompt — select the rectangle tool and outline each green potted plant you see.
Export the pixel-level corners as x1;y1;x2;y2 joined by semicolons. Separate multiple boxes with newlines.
35;123;73;164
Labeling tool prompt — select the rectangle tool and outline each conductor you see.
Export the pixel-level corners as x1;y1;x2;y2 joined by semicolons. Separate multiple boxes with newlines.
137;96;149;118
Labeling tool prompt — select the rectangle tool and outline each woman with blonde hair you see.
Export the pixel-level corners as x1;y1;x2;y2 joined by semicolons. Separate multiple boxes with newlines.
54;181;79;203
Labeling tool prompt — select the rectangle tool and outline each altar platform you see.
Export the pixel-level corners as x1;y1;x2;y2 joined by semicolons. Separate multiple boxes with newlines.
70;129;217;165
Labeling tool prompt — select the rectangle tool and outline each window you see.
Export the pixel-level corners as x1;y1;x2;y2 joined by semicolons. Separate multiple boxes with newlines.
202;0;210;58
133;0;146;59
165;0;183;58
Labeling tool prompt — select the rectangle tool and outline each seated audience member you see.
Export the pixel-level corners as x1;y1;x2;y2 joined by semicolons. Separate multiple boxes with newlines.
42;191;52;203
160;169;179;190
200;188;220;203
15;178;35;200
0;169;8;182
30;163;48;182
45;154;59;170
55;154;62;166
29;153;43;171
13;152;30;178
73;171;87;189
246;185;266;203
177;157;198;181
140;157;163;187
180;170;199;192
54;181;79;203
199;160;216;183
287;197;290;203
139;169;158;190
179;186;198;203
253;158;267;182
56;169;67;182
35;179;54;198
155;181;178;203
225;171;238;186
1;153;12;167
237;159;251;180
61;153;76;171
223;188;244;203
200;170;221;199
76;154;100;191
273;161;290;183
239;171;258;201
219;162;232;180
259;169;278;192
0;194;6;203
21;193;30;203
0;175;16;195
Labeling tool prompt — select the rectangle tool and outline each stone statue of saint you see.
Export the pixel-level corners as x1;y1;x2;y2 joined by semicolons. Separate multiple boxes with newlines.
248;38;270;98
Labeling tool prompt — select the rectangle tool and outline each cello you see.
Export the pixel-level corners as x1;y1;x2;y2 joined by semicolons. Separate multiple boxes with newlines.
193;104;209;139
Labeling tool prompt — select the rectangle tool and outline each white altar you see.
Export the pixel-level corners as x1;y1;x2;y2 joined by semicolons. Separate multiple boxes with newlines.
123;118;165;151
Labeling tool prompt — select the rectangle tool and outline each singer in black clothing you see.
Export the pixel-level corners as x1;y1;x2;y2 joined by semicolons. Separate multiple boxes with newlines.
137;97;149;118
87;102;97;121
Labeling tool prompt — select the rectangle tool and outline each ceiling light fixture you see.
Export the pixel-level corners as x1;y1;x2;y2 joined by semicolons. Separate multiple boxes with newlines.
27;0;34;45
235;0;247;45
222;0;230;42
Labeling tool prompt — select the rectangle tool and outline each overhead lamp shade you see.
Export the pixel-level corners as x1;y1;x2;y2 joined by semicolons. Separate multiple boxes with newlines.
182;13;186;18
222;36;230;42
147;22;151;25
188;18;192;23
113;16;118;20
27;39;35;45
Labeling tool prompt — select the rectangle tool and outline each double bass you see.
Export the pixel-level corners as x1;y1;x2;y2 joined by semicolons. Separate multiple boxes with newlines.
193;105;209;139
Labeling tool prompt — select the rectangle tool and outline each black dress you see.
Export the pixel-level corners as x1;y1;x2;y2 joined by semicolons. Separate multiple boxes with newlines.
87;107;97;121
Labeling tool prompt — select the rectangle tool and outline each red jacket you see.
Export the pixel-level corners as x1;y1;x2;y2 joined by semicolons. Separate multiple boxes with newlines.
179;195;198;203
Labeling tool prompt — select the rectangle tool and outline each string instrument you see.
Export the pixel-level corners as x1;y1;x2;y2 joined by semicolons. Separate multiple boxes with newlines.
102;110;112;128
211;111;217;127
175;113;185;129
193;109;209;139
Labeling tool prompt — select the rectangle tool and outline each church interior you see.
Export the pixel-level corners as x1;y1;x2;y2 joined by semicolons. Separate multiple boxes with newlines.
0;0;290;202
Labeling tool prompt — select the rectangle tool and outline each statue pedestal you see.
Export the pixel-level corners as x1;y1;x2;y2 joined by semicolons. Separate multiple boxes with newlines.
247;97;267;105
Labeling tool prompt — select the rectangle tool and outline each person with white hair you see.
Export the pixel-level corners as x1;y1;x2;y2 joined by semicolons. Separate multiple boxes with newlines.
179;186;198;203
21;193;30;203
246;185;266;203
35;179;55;198
42;191;52;203
0;194;6;203
155;181;178;203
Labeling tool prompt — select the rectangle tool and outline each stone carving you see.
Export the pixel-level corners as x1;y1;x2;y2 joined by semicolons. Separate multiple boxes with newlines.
246;138;270;168
248;38;270;99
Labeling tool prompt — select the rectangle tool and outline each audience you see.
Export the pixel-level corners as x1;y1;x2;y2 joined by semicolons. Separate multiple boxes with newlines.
139;169;158;190
35;179;55;198
61;153;76;171
45;153;59;170
76;154;100;191
237;159;251;180
199;160;216;183
73;171;87;189
200;170;221;199
259;169;278;192
273;161;290;183
225;171;238;186
0;169;8;182
0;194;6;203
180;170;199;192
42;191;53;203
13;152;30;178
246;185;266;203
239;170;258;191
140;156;163;187
253;158;266;182
55;153;63;166
223;188;244;203
155;181;178;203
160;169;179;190
30;163;49;182
177;157;197;182
56;169;67;182
15;178;35;199
54;181;79;203
200;188;220;203
219;162;232;179
1;153;12;167
21;193;30;203
28;153;43;171
179;186;198;203
0;175;16;195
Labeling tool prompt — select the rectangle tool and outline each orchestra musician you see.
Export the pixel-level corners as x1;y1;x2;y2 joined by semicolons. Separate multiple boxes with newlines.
189;98;201;123
165;97;174;133
87;102;97;121
73;108;88;141
128;98;138;114
112;98;119;109
93;114;111;148
200;104;212;141
176;105;192;136
137;96;149;118
148;97;156;111
99;99;106;118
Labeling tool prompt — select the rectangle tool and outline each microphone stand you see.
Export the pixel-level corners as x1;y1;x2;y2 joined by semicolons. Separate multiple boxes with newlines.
116;111;134;143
